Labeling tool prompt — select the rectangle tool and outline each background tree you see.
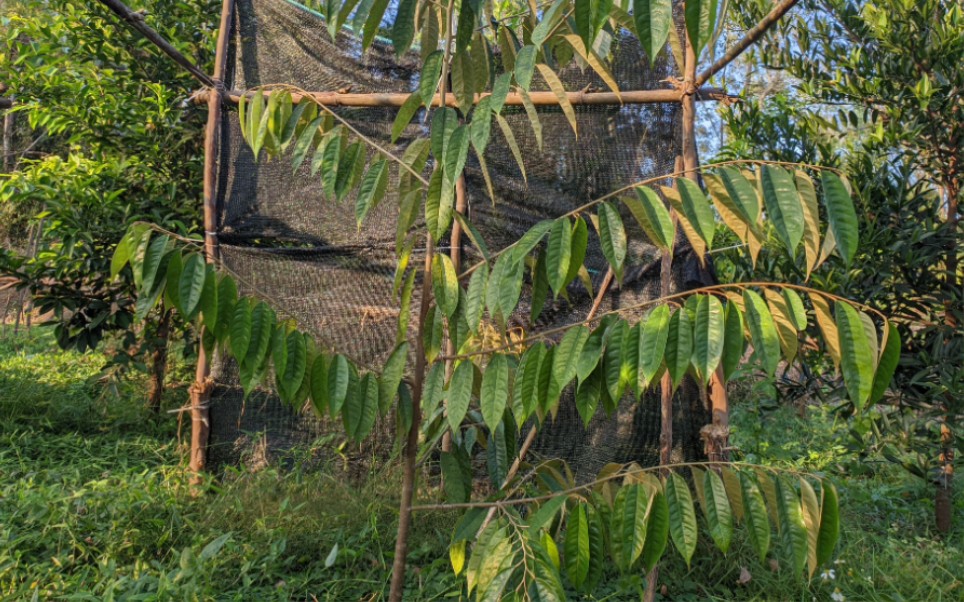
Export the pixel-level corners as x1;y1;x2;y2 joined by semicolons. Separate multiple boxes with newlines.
0;0;218;409
717;0;963;533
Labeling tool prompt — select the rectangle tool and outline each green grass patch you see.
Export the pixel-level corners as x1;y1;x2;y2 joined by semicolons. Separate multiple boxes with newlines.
0;330;960;600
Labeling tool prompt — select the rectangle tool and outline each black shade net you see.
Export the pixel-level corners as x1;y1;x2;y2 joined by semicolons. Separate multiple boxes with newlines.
208;0;712;477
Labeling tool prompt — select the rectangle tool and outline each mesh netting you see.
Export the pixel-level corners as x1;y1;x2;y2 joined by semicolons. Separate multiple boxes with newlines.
208;0;712;476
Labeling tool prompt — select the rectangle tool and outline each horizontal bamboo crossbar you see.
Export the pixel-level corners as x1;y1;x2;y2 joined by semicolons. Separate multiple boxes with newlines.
193;87;731;108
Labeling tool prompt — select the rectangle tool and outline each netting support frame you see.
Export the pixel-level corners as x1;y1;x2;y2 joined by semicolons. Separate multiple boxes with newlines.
190;0;234;482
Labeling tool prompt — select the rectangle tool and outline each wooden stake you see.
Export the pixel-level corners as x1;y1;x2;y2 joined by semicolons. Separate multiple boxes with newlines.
189;0;233;482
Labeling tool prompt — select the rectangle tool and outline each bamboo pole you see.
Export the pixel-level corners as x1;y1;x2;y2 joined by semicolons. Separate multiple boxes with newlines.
95;0;215;88
189;0;234;482
694;0;800;88
192;87;732;108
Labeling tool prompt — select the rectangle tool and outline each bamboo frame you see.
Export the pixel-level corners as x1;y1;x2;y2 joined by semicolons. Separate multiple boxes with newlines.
189;0;234;481
193;87;732;107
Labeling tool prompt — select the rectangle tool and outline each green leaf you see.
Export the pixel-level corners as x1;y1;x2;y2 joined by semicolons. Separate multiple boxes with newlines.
776;476;808;575
447;360;475;432
835;301;875;409
715;167;760;224
327;354;352;417
464;264;488;334
516;343;548;422
610;484;651;572
528;495;567;532
392;93;423;143
549;326;590;403
743;289;780;376
281;330;308;404
215;276;238;343
625;187;675;252
200;264;218;332
800;477;821;578
390;0;417;54
665;472;698;567
597;202;627;282
140;234;171;296
684;0;719;58
229;297;253;362
639;305;670;389
486;419;511;489
816;481;839;567
514;45;538;90
432;253;460;318
576;327;604;384
164;250;183;312
575;366;602;426
565;504;591;588
739;471;771;564
419;50;444;106
691;295;725;384
530;0;567;47
480;354;510;431
345;372;378;441
870;323;900;404
761;166;804;256
721;302;745;381
444;125;471;185
178;254;207;320
665;309;693;389
783;289;808;331
440;451;472;503
355;158;390;228
309;354;329;417
546;218;573;297
431;107;459;161
244;302;275;372
635;0;672;65
640;490;669;572
703;469;734;554
495;113;526;181
603;320;629;401
821;172;859;266
423;305;444;363
379;343;408;415
565;217;589;289
425;168;454;243
677;178;716;251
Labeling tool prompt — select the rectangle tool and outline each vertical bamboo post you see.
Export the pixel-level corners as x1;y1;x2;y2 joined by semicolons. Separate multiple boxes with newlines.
441;175;467;458
679;12;730;461
190;0;233;481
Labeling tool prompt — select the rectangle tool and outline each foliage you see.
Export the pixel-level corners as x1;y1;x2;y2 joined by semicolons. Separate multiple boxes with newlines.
1;333;961;600
0;0;217;366
719;0;963;527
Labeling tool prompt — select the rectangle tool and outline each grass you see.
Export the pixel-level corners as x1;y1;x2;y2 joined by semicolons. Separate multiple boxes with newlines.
0;328;961;600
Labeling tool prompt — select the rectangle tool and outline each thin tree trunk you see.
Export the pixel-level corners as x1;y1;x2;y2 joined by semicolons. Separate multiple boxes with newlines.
147;309;171;412
936;175;959;534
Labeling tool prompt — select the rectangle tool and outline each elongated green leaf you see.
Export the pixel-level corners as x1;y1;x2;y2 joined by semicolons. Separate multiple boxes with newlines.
783;289;808;331
677;178;716;251
625;187;675;252
480;354;510;431
530;0;567;46
379;342;408;415
514;45;537;90
564;217;589;290
721;302;745;381
835;301;875;409
244;302;275;371
327;354;351;417
425;168;454;242
419;50;444;106
665;472;698;567
390;0;417;54
743;289;780;376
799;477;821;578
444;125;471;186
516;343;548;421
684;0;719;58
740;471;771;564
344;372;378;441
432;253;460;318
546;218;573;296
440;451;472;503
639;305;670;389
308;354;329;417
549;326;589;403
140;235;171;296
282;330;308;404
355;158;389;228
716;167;759;224
870;323;900;404
495;113;526;181
199;264;218;332
597;202;627;282
640;490;669;572
391;93;422;143
230;297;253;362
665;309;693;389
164;251;182;312
703;469;734;554
537;63;578;136
464;264;488;334
691;295;725;384
821;172;859;266
635;0;672;65
179;254;207;320
565;504;591;587
795;170;822;277
610;484;651;572
761;166;804;256
776;476;808;574
816;481;839;567
447;360;474;432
